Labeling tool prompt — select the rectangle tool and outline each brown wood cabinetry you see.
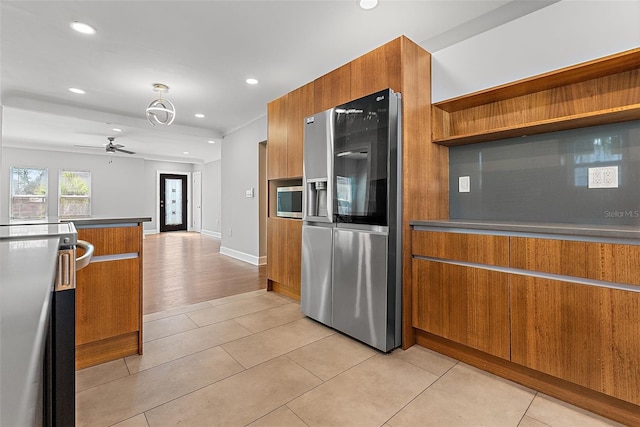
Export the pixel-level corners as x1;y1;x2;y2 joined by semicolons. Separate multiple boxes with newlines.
267;83;314;180
411;228;640;423
586;243;640;285
413;230;509;266
76;224;144;369
313;63;351;112
266;217;287;285
510;237;587;277
432;47;640;146
266;217;301;301
412;259;510;359
350;37;402;99
267;36;448;307
511;274;640;405
267;95;288;180
286;83;315;178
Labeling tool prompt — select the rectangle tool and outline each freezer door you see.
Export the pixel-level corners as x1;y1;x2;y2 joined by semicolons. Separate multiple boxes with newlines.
332;228;394;351
301;225;333;326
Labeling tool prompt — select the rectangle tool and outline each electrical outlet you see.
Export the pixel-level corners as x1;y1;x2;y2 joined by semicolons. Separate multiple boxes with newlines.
588;166;619;188
459;176;470;193
228;228;232;237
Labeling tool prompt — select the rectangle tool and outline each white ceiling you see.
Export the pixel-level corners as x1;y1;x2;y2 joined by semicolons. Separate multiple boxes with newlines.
0;0;557;163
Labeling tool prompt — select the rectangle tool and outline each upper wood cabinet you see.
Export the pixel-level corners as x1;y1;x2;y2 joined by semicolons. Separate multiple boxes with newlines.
432;47;640;146
287;83;315;178
267;95;288;180
350;37;402;99
314;63;351;113
267;83;314;179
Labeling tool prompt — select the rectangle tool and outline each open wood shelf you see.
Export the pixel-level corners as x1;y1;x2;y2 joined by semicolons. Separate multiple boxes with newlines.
432;47;640;146
433;104;640;146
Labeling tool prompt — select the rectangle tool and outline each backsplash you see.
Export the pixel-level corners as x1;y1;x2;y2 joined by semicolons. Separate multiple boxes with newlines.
449;120;640;226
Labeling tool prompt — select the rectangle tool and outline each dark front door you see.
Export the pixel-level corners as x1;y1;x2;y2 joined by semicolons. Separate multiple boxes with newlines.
160;173;188;232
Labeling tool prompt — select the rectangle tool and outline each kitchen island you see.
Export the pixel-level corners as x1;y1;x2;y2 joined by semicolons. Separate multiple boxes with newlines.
71;217;151;369
409;219;640;425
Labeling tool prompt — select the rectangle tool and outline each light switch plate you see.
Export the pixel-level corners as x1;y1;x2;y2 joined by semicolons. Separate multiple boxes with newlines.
588;166;619;188
459;176;470;193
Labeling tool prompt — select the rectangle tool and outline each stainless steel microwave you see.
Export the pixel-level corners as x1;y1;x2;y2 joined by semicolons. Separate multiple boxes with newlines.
277;186;303;218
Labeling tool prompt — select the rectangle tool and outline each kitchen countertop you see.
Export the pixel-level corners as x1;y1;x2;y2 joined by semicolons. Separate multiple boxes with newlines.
410;219;640;242
0;224;77;426
1;216;151;227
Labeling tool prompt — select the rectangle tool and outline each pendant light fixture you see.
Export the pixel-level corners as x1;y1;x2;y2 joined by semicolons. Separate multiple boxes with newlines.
146;83;176;125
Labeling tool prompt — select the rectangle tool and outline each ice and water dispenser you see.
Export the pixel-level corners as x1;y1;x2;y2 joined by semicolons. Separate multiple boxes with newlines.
303;110;333;223
306;179;329;219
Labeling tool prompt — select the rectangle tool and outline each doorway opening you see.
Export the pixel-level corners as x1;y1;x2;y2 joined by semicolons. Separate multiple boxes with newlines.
159;173;189;232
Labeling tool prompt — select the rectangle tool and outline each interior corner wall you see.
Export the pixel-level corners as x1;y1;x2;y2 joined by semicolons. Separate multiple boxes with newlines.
220;115;267;263
142;159;195;233
202;159;221;235
431;0;640;102
1;147;146;218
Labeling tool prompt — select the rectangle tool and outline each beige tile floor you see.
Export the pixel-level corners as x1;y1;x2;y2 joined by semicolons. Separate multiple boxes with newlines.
76;289;623;427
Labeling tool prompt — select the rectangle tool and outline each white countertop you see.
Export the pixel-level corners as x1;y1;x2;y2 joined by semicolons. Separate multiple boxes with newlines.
0;228;72;426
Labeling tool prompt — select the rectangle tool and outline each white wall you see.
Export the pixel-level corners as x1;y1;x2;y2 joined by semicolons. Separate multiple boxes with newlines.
432;0;640;102
1;147;146;218
202;159;221;236
220;115;267;265
0;147;221;236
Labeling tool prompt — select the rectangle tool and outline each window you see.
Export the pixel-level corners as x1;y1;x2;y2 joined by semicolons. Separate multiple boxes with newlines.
10;167;48;218
59;170;91;217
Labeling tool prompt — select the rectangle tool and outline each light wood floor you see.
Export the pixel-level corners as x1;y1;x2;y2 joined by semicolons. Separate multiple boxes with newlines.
143;232;266;314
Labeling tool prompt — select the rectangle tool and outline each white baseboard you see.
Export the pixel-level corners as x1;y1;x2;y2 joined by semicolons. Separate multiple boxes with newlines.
220;246;261;266
201;229;222;239
144;229;158;236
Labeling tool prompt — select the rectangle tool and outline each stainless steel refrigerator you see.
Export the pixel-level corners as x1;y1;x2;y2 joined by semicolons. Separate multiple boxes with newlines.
301;88;402;352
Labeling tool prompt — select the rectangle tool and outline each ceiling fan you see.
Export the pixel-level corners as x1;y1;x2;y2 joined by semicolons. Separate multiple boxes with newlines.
75;136;136;155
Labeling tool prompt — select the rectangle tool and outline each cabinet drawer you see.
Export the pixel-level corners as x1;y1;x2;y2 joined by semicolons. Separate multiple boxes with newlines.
511;237;640;286
586;243;640;286
412;230;509;266
78;226;141;256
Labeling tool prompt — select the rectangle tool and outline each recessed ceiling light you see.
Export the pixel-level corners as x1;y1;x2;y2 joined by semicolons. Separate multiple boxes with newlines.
183;151;189;155
70;21;96;35
208;140;216;144
245;78;259;85
68;87;86;95
194;113;205;118
358;0;378;10
112;128;123;132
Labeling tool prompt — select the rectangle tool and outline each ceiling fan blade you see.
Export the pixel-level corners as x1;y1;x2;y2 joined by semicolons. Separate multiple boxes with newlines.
114;147;135;155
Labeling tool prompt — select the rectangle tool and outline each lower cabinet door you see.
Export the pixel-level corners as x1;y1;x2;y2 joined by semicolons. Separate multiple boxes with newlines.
511;275;640;405
412;259;511;359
